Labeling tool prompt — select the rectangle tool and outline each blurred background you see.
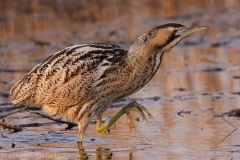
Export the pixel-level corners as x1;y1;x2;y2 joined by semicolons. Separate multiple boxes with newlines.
0;0;240;159
1;0;240;45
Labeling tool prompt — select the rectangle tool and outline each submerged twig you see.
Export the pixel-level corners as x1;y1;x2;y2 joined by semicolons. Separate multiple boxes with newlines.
0;122;22;132
0;105;29;119
209;109;238;148
177;110;191;117
209;109;237;129
28;111;77;129
177;110;184;117
214;128;237;147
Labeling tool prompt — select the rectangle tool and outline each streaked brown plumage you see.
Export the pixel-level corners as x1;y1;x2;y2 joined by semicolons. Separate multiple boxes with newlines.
10;23;208;143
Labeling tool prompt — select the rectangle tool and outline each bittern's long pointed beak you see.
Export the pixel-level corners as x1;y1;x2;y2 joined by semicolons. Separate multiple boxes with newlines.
180;26;209;37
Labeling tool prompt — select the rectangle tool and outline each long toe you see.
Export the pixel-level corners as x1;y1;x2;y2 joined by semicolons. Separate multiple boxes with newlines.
123;101;153;127
125;111;136;129
138;105;154;120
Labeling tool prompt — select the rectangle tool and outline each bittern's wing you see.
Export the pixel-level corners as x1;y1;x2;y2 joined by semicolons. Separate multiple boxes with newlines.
27;43;127;107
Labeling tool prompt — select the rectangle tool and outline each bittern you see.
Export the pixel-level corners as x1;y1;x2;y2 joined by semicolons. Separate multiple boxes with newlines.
11;23;208;143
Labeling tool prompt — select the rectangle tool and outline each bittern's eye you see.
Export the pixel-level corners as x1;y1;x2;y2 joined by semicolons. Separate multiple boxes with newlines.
173;29;177;34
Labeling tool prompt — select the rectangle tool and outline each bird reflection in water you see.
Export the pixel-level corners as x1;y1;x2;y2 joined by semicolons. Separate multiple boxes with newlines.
78;144;113;160
96;147;112;160
77;144;88;160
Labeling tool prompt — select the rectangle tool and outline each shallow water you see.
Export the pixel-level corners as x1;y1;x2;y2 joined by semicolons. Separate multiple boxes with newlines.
0;1;240;159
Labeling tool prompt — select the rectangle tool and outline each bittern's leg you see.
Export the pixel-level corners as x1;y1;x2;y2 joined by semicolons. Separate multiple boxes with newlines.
76;124;83;143
76;120;90;143
96;101;153;133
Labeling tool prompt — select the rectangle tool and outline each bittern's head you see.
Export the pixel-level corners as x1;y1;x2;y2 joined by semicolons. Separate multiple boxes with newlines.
10;71;38;105
132;23;208;52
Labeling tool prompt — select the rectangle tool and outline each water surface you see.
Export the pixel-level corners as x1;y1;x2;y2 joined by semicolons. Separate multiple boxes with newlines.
0;1;240;159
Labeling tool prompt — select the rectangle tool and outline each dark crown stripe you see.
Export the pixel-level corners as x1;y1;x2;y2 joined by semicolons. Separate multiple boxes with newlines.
154;23;185;30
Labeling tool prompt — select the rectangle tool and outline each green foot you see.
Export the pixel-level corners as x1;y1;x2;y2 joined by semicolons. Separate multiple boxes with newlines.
95;101;153;133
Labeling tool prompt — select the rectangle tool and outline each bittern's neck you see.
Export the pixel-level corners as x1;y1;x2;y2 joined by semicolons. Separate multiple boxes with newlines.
127;40;163;65
126;42;164;86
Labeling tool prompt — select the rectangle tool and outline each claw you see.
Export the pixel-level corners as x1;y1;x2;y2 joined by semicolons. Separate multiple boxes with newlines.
138;104;153;119
132;106;147;121
123;101;153;129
